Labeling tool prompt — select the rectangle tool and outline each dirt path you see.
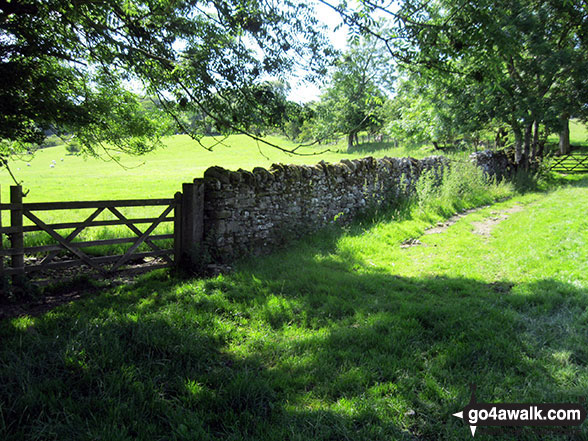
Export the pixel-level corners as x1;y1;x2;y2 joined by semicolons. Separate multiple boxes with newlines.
401;201;525;248
423;207;488;235
470;205;524;237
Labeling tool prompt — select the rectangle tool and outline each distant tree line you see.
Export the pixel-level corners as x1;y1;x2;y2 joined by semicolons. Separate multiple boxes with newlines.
2;0;587;169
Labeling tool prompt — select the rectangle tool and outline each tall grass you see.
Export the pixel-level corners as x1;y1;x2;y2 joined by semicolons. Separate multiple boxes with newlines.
414;160;514;218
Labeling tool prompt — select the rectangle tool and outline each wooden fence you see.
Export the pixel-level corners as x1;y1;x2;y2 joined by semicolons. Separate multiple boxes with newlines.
548;152;588;174
0;181;204;292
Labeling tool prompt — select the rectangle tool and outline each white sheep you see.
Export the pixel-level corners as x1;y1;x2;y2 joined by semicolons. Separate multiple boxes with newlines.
50;164;55;168
26;163;31;167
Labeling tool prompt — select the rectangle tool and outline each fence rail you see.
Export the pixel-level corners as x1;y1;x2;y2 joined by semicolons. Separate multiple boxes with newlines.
0;185;190;291
549;152;588;174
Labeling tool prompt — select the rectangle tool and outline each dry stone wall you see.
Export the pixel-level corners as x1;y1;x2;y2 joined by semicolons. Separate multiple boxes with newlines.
201;156;447;263
469;150;514;178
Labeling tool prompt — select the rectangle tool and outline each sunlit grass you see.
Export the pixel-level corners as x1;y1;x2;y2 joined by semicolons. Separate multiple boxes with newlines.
546;119;588;148
1;122;584;252
0;134;442;251
1;171;586;440
1;134;438;203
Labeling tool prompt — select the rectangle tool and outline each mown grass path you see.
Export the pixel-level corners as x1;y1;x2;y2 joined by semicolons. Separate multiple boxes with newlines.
1;181;587;440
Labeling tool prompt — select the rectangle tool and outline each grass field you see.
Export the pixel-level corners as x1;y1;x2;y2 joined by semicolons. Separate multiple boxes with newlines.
2;120;586;204
1;175;586;440
0;134;441;253
1;135;435;203
546;120;588;148
0;124;585;260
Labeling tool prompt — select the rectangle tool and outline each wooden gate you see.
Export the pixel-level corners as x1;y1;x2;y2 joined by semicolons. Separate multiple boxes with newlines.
0;185;191;291
548;152;588;174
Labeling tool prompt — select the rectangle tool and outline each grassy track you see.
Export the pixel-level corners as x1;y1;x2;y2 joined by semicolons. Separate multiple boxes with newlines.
1;178;586;440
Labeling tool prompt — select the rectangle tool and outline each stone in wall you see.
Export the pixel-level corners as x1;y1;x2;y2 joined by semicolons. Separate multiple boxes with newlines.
201;155;448;263
470;150;515;178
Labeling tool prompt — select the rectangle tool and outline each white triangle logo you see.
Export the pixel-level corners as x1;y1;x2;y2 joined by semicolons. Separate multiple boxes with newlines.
453;410;476;437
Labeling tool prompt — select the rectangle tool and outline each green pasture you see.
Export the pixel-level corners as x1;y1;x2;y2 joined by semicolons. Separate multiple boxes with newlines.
0;122;585;255
0;135;436;254
1;173;586;440
3;120;587;203
1;135;434;203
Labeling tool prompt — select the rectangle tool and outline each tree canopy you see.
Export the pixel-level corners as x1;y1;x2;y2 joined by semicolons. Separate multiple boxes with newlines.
3;0;588;167
313;37;392;152
0;0;330;159
326;0;588;162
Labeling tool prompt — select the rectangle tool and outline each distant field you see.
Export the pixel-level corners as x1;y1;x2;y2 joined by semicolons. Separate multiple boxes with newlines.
0;124;585;251
2;120;586;203
546;119;588;148
1;135;432;203
0;134;435;252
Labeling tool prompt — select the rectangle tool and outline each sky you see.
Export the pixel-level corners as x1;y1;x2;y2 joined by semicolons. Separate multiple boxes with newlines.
125;2;351;104
286;2;350;104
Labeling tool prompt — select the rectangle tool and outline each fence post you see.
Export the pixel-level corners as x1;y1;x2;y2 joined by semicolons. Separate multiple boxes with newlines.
180;180;204;270
173;191;183;268
10;185;24;290
0;185;7;294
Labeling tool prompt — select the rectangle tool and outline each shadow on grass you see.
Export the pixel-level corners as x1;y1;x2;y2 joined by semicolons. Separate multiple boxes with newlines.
1;236;587;441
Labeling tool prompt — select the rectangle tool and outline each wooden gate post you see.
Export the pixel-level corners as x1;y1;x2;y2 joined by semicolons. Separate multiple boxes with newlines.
173;191;183;267
0;185;7;294
10;185;25;290
180;180;204;269
192;178;204;253
181;182;194;268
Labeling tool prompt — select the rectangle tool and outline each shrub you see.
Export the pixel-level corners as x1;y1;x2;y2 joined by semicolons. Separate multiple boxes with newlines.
65;140;82;155
40;135;61;149
415;160;514;215
415;167;441;211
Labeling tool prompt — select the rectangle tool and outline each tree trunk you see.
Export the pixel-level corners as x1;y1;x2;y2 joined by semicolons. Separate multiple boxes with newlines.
559;113;570;155
531;120;539;160
513;124;524;165
347;132;354;153
522;123;532;169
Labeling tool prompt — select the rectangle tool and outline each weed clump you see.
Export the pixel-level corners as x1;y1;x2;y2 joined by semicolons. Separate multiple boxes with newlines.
414;160;514;216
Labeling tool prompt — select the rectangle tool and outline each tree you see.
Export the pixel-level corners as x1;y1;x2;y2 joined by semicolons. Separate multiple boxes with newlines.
321;0;588;164
0;0;330;165
314;37;392;152
386;73;471;148
386;67;511;151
